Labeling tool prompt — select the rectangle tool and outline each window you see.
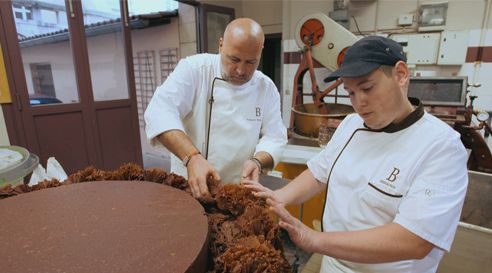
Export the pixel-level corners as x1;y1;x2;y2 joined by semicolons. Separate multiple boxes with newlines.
198;4;235;53
13;3;33;21
30;63;55;97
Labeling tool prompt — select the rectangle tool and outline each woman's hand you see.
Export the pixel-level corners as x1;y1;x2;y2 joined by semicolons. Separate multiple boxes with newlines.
241;179;279;202
268;198;317;253
243;179;317;253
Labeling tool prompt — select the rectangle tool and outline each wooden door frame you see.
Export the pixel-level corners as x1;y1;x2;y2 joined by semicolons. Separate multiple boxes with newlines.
0;0;27;148
0;0;142;171
0;0;100;165
197;3;235;53
260;33;282;89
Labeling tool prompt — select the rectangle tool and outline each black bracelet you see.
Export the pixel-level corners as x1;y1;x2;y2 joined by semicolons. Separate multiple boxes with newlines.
183;151;201;167
251;157;262;173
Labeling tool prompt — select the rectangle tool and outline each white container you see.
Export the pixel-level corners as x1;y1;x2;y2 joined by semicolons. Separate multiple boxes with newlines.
0;146;39;187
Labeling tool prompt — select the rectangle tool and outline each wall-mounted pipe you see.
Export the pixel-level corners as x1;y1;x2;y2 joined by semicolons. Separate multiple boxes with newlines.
471;0;491;94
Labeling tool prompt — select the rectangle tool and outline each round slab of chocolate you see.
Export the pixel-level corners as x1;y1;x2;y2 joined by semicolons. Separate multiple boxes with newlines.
0;181;209;273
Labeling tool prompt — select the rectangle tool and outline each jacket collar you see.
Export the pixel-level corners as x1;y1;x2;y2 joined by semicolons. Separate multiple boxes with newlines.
364;97;424;133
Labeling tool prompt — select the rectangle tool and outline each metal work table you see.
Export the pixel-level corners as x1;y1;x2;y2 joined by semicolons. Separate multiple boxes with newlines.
260;138;322;189
280;137;323;165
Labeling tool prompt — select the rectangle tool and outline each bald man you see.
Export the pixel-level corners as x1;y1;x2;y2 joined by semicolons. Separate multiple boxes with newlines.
144;18;287;199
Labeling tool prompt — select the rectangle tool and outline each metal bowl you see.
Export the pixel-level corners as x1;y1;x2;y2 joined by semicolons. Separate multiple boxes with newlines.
292;103;354;138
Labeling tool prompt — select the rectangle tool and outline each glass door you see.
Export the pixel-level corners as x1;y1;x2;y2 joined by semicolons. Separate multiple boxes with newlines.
198;3;235;53
12;0;80;106
0;0;142;173
81;0;129;101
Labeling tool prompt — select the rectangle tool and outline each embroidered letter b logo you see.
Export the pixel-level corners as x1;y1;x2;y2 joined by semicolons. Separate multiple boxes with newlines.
386;168;400;182
256;107;261;117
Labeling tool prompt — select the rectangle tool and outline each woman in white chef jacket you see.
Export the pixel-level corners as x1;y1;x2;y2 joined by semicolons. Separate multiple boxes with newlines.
244;36;468;273
144;18;287;199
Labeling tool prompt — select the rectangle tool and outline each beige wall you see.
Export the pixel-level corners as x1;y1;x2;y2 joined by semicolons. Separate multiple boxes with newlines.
0;105;9;145
199;0;282;34
281;0;491;38
373;1;416;31
178;3;198;58
347;1;377;33
348;0;487;33
195;0;492;40
132;19;180;55
131;19;181;87
199;0;244;17
282;0;334;40
242;0;283;34
486;0;492;29
443;0;486;30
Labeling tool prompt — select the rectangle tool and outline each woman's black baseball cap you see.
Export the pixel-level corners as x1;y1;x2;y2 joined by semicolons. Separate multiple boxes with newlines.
324;36;407;83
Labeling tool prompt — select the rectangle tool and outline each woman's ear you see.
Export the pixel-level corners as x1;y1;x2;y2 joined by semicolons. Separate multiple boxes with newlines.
394;60;409;86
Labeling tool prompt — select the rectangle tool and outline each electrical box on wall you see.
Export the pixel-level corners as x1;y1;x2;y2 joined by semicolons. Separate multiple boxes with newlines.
438;31;469;65
398;14;413;26
391;33;441;65
418;1;448;32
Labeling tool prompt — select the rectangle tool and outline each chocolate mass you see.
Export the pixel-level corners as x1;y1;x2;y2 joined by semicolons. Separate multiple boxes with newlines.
0;163;292;273
0;181;209;273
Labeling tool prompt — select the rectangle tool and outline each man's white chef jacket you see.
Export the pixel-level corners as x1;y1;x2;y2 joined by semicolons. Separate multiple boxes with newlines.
307;100;468;273
145;53;287;183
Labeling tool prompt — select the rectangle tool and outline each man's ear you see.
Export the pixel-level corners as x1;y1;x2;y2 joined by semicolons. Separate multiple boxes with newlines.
394;60;409;86
218;37;224;52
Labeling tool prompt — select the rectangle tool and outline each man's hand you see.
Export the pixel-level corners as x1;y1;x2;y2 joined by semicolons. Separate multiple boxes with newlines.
186;154;220;199
241;159;260;183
